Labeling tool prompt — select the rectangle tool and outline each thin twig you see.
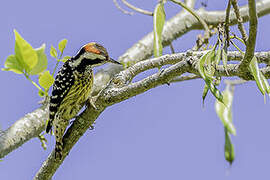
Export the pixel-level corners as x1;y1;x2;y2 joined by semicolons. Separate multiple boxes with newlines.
121;0;153;16
224;0;231;52
230;40;244;55
169;43;175;54
231;0;248;44
238;0;258;75
113;0;134;15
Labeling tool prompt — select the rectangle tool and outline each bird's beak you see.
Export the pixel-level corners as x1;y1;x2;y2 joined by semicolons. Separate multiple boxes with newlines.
107;57;121;65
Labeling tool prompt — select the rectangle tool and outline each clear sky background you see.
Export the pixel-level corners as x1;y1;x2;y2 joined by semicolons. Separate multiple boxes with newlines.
1;0;270;179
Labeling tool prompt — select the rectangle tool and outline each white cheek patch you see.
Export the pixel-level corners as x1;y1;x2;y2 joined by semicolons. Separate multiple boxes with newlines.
69;52;106;68
84;52;106;60
69;56;83;67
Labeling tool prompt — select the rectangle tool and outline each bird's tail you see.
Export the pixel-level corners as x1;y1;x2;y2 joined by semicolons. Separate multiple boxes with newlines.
46;111;55;133
55;141;63;160
46;119;52;133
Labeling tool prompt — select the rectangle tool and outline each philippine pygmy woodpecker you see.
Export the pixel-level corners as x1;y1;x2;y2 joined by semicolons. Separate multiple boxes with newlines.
46;42;120;159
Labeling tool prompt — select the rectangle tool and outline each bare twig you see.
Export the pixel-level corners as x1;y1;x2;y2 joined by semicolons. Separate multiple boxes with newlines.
231;0;248;44
121;0;153;16
224;0;231;52
169;43;175;54
113;0;134;15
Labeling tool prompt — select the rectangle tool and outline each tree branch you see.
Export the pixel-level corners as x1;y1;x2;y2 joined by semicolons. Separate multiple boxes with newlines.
0;105;48;158
34;106;104;180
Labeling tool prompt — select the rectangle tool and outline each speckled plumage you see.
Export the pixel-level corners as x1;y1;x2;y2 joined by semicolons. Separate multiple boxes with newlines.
48;65;93;159
46;42;121;159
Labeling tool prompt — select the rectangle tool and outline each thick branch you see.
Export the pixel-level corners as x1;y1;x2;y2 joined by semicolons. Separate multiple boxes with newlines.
0;105;48;158
34;106;104;180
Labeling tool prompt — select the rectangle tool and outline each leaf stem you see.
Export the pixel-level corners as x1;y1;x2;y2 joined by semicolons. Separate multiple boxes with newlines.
24;73;43;91
52;51;63;76
230;35;245;45
230;40;244;55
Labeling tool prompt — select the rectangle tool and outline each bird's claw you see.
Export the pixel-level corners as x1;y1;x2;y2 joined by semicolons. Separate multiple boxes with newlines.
87;97;98;110
89;124;95;130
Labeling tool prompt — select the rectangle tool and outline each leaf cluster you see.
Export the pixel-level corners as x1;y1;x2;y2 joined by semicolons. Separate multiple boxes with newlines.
2;30;69;97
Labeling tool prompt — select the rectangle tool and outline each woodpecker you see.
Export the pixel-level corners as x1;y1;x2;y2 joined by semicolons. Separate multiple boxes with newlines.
46;42;121;159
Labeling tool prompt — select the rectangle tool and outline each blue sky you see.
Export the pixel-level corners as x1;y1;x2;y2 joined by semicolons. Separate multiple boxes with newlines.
1;0;270;179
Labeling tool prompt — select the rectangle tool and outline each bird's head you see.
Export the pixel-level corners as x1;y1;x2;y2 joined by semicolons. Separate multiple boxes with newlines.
69;42;121;70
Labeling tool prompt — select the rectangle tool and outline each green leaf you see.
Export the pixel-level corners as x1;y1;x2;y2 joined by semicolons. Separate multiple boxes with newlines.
224;129;235;165
29;44;48;75
249;56;267;95
260;72;270;94
2;55;24;74
202;84;209;106
215;44;221;65
222;49;228;75
205;79;223;103
60;56;71;63
198;51;212;80
50;45;58;58
58;39;67;54
199;51;223;103
215;85;236;135
14;29;38;72
205;50;215;78
153;2;165;57
39;71;54;91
